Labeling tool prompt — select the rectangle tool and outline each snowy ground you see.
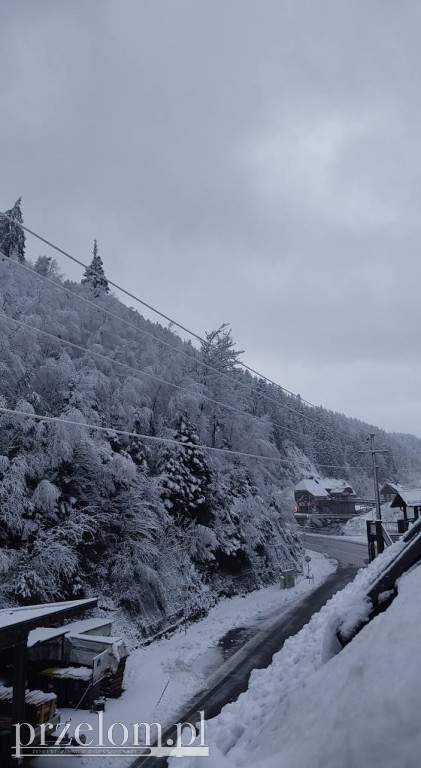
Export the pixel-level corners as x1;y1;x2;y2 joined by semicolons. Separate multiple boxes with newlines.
172;538;421;768
31;551;335;767
342;502;399;537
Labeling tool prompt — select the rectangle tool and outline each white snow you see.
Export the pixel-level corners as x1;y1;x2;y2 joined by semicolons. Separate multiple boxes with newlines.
28;617;112;647
42;666;92;681
0;686;57;704
170;539;421;768
0;599;96;630
295;476;354;498
392;487;421;506
30;551;334;767
295;477;329;498
342;502;408;537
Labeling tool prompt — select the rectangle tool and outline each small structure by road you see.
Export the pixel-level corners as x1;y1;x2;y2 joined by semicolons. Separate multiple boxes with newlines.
379;481;404;503
390;487;421;526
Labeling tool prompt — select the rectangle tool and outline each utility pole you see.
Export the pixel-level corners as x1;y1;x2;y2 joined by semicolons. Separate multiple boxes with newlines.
359;433;388;521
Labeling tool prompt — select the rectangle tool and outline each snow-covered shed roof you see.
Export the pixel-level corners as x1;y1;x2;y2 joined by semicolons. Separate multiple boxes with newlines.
391;489;421;508
28;616;112;648
380;481;404;495
0;685;57;705
0;598;98;649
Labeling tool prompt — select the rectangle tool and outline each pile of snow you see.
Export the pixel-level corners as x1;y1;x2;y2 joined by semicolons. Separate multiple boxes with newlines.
172;540;421;768
342;502;400;537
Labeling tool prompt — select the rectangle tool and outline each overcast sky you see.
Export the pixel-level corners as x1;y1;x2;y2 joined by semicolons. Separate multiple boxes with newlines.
1;1;421;435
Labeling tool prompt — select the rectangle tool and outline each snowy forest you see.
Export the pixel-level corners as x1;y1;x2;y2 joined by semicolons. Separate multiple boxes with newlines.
1;199;421;638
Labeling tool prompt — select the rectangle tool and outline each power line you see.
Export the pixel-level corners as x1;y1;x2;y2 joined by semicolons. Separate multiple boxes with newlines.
0;212;204;339
1;253;202;366
1;254;334;448
0;308;309;442
1;253;315;429
1;258;357;462
0;213;354;434
0;405;328;466
0;218;353;439
0;407;415;473
0;254;354;455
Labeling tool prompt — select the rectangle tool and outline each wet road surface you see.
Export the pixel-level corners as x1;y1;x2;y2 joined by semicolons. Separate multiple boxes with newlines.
131;562;357;767
302;533;369;568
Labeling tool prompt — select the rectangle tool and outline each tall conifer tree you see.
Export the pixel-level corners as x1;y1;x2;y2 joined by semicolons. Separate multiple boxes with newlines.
161;411;212;526
0;198;25;262
82;239;110;297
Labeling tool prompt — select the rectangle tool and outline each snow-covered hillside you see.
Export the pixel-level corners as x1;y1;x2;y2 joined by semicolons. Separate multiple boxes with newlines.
1;201;421;636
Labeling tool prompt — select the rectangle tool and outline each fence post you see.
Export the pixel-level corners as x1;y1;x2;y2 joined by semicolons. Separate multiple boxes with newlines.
375;520;385;556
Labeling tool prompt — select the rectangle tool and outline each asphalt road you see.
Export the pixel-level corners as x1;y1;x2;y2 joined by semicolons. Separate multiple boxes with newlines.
130;562;357;767
302;533;369;568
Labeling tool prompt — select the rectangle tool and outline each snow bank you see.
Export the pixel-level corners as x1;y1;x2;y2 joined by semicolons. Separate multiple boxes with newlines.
342;502;400;537
171;540;417;768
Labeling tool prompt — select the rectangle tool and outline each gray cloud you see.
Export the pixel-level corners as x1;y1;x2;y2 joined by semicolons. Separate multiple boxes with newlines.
1;0;421;433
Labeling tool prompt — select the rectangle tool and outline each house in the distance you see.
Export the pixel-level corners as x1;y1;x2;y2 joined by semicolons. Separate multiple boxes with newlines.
380;481;404;503
294;476;356;517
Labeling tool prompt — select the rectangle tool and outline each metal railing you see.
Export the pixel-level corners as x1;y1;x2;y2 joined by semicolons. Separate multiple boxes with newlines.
339;516;421;646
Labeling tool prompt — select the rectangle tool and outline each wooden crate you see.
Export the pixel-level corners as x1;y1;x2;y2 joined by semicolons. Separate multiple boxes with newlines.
0;686;57;727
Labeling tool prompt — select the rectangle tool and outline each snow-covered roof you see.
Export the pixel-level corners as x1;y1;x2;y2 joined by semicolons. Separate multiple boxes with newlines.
28;617;112;648
67;632;123;645
41;666;92;681
294;478;329;498
380;481;404;494
0;598;97;633
391;488;421;507
0;685;57;704
322;478;355;494
294;477;354;498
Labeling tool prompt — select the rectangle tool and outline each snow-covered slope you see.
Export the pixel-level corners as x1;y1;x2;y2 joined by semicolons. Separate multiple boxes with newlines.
175;542;421;768
1;237;421;637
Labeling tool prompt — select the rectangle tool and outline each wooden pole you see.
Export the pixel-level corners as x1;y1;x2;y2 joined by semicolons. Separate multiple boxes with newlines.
11;634;28;765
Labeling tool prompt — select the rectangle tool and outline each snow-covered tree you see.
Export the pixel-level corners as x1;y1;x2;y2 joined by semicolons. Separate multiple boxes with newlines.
161;411;212;526
0;198;25;262
198;323;244;447
82;239;109;297
0;456;31;544
129;409;148;468
34;255;62;280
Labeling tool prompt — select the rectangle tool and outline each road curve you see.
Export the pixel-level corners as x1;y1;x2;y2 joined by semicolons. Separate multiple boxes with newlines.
130;563;357;768
302;533;369;568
